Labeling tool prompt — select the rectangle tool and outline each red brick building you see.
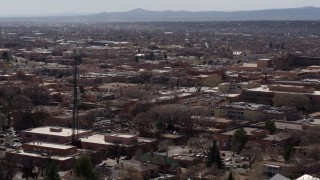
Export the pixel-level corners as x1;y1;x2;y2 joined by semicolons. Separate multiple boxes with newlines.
7;141;77;170
80;133;157;155
21;126;92;144
213;127;270;150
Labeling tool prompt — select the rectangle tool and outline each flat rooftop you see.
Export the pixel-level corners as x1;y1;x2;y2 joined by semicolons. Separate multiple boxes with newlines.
80;134;134;147
80;134;156;146
107;133;137;139
222;127;262;136
242;63;257;67
221;102;265;110
25;141;76;150
115;160;158;171
247;85;320;95
254;121;303;131
7;150;73;161
191;116;232;123
262;133;291;142
53;112;88;119
81;134;111;145
274;121;303;131
98;83;139;89
301;118;320;126
161;134;184;139
23;126;90;137
138;137;158;143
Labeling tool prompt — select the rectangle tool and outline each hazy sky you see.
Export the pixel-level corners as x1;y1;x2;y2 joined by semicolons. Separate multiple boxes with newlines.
0;0;320;17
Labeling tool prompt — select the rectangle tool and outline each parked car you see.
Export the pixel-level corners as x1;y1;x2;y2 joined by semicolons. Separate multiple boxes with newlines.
98;162;107;167
121;156;131;160
10;143;21;149
225;157;232;162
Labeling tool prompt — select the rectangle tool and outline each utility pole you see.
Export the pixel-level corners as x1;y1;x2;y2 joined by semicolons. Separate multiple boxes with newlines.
72;50;79;144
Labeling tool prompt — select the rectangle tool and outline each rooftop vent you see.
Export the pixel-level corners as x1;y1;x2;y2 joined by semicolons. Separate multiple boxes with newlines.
50;127;62;132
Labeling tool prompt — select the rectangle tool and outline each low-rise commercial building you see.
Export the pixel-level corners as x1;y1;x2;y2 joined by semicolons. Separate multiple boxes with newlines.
213;127;270;150
21;126;92;144
115;160;159;180
240;84;320;109
97;83;141;98
214;102;298;121
80;133;157;155
7;141;77;170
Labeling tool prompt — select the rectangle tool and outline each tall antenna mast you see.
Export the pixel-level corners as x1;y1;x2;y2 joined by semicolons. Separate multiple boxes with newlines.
72;50;79;144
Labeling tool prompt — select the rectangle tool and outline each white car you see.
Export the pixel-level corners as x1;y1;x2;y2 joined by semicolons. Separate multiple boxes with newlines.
98;162;107;167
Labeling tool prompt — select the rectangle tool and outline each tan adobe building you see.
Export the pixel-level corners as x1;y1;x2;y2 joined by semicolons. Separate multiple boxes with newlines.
115;160;159;179
97;83;141;98
46;111;93;129
79;46;117;59
240;84;320;108
227;59;273;72
214;102;299;121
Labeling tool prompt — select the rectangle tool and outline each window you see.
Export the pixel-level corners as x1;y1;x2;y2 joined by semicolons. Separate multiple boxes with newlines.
37;135;47;139
265;165;279;178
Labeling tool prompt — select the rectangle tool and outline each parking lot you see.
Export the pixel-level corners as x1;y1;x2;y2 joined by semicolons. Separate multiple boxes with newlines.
162;146;249;169
0;128;22;154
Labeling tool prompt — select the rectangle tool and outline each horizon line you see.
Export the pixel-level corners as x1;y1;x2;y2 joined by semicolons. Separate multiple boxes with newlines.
0;6;318;18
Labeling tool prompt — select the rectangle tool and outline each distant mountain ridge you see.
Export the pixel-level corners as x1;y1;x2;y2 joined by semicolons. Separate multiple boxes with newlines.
1;7;320;22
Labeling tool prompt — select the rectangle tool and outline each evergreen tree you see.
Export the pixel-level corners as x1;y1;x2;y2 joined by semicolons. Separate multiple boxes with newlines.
75;53;82;64
44;161;60;180
150;52;155;60
163;53;168;59
21;158;35;179
228;172;234;180
232;128;248;154
264;119;277;134
135;56;140;62
74;155;99;180
207;140;223;169
283;146;293;163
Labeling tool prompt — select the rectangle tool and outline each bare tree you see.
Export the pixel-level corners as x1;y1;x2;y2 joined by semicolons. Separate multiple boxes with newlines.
108;141;125;164
119;167;143;180
265;146;281;161
247;162;265;180
201;165;224;180
158;140;174;156
273;94;311;111
133;112;153;136
180;163;206;179
188;133;214;154
203;74;222;88
0;112;7;129
241;141;263;170
307;144;320;171
0;156;18;180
